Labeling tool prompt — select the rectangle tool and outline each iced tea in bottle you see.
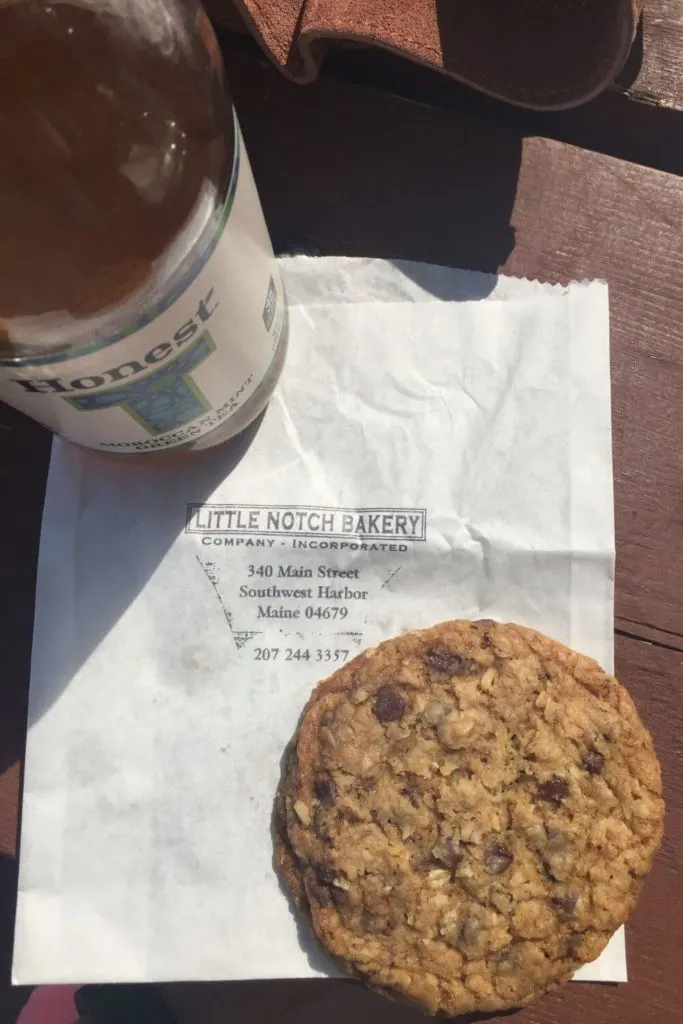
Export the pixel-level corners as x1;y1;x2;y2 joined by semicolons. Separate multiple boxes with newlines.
0;0;287;453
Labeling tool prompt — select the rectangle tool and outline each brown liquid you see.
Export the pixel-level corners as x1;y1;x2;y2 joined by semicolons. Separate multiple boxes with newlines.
0;0;233;356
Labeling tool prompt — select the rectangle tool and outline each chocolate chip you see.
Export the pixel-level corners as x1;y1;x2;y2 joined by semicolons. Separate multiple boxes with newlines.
483;843;513;874
545;826;566;852
312;807;332;841
475;620;497;649
493;948;519;974
541;859;560;883
314;777;335;805
310;880;333;907
582;749;605;775
290;847;306;870
458;917;482;947
373;685;407;723
424;645;477;676
537;776;570;804
401;776;421;808
282;742;298;779
434;838;465;870
314;862;338;886
360;909;374;933
409;850;433;872
331;886;350;909
551;893;578;917
408;838;442;872
442;839;465;870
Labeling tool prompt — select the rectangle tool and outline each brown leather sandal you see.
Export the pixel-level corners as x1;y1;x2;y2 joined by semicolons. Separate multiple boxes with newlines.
214;0;642;109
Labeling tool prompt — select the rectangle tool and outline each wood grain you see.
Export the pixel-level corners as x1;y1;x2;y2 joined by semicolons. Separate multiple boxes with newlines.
621;0;683;110
0;764;20;861
506;138;683;637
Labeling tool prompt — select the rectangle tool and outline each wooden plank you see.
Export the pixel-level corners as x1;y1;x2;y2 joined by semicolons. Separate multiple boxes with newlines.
163;632;683;1022
505;139;683;637
0;764;19;861
620;0;683;109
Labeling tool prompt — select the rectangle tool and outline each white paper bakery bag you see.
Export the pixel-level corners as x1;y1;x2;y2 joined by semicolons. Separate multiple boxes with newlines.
13;257;623;984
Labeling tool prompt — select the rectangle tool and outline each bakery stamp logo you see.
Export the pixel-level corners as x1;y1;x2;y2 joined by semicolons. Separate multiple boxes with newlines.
186;504;427;550
189;507;426;651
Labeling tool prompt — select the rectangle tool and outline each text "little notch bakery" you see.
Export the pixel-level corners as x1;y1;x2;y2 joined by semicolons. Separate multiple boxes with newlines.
185;504;427;542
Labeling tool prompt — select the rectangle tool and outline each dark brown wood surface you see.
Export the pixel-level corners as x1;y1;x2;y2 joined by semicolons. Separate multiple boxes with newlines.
1;44;682;1024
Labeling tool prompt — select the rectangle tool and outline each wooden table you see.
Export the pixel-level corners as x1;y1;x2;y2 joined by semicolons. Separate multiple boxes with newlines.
2;9;682;1023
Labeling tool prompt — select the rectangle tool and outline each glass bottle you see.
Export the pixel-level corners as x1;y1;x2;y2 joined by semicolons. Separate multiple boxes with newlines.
0;0;287;454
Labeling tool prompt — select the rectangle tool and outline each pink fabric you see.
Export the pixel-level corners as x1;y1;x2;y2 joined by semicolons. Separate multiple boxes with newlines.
16;986;78;1024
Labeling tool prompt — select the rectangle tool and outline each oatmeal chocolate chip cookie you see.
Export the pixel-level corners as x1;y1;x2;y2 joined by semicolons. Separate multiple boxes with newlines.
274;620;664;1016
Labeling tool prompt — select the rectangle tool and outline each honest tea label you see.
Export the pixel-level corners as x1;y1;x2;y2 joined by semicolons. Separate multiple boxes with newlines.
0;117;285;452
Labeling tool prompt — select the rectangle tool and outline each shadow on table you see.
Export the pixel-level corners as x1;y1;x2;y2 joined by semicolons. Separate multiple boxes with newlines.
228;49;519;284
0;407;52;776
614;17;644;92
163;978;522;1024
435;0;630;107
0;854;31;1024
24;412;267;729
